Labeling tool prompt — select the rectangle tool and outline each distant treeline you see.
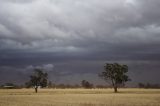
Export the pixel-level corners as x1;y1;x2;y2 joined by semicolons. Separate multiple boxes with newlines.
1;82;160;89
47;84;110;89
138;83;160;89
0;84;109;89
30;80;111;89
0;80;110;89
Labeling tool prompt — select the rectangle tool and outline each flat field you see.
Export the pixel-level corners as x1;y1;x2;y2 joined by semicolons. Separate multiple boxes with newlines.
0;88;160;106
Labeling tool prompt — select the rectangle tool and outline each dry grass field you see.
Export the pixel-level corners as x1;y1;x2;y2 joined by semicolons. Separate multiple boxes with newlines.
0;88;160;106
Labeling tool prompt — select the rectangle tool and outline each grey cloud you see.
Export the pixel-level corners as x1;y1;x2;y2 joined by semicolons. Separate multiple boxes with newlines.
0;0;159;54
0;0;160;84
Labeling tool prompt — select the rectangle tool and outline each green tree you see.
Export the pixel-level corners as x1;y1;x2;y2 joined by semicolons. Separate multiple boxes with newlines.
26;69;48;93
99;63;130;93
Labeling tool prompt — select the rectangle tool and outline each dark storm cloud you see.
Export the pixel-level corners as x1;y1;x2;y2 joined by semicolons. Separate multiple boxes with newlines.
0;0;160;85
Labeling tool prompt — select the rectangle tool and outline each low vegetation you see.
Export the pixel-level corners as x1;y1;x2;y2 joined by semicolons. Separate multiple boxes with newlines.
0;88;160;106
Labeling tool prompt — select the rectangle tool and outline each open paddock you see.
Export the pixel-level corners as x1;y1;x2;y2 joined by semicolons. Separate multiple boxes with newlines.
0;88;160;106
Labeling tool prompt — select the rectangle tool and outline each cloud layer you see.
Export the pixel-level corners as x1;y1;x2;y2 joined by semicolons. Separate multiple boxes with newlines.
0;0;160;85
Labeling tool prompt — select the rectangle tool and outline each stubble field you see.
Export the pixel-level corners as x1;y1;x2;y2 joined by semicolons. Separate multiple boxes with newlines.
0;88;160;106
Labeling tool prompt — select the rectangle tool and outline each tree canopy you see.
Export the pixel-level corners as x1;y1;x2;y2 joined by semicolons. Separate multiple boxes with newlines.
99;63;130;92
26;69;48;93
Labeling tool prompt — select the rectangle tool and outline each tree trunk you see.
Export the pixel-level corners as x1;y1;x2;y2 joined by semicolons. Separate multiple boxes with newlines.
114;86;118;93
35;86;38;93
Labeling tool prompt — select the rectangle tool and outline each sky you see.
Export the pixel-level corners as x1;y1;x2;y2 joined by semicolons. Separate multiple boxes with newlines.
0;0;160;86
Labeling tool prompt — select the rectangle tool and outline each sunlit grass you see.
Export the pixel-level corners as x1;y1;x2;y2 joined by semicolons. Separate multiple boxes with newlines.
0;88;160;106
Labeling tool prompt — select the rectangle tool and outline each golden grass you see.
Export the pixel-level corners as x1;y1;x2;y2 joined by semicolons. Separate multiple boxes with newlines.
0;88;160;106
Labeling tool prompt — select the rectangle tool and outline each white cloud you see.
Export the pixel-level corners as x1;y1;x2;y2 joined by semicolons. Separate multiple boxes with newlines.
42;64;54;71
